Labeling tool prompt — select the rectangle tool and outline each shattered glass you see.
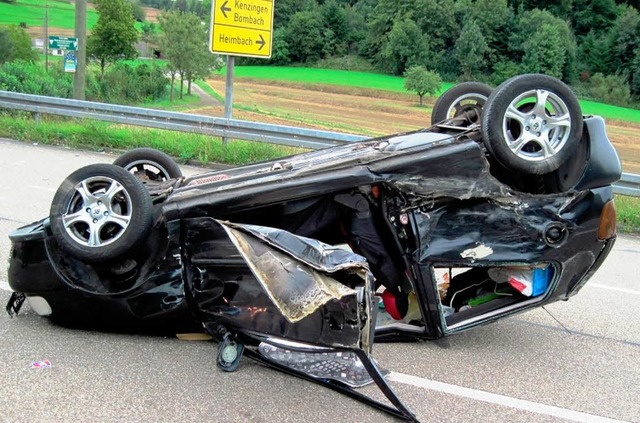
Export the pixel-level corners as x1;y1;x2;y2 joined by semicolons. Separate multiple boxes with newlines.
258;342;387;388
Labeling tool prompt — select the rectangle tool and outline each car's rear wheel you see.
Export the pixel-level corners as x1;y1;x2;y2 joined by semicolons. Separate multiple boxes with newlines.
49;164;154;262
481;74;583;175
431;82;492;126
113;148;182;182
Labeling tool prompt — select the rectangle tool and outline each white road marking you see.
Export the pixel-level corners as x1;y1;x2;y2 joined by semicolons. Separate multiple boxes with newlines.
0;272;633;422
0;280;12;291
389;372;629;423
586;283;640;296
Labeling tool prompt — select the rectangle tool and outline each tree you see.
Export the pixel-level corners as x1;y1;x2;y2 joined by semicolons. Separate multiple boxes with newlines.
321;0;349;56
0;24;38;65
285;11;325;63
463;0;513;66
87;0;139;77
378;18;432;75
140;22;157;44
159;11;220;100
631;47;640;98
521;23;566;78
454;20;488;80
0;29;11;63
129;0;146;22
608;6;640;84
571;0;619;38
269;28;291;65
274;0;318;27
510;0;573;19
362;0;403;61
577;30;611;74
174;0;187;12
403;65;442;106
511;9;577;81
410;0;459;73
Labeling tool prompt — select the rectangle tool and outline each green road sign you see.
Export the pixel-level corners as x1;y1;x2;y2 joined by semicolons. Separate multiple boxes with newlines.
49;36;78;51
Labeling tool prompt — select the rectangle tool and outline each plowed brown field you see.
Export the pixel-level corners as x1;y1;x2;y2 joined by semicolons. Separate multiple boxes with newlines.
196;77;640;173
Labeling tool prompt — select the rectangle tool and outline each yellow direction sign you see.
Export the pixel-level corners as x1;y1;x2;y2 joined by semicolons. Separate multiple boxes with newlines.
209;0;274;58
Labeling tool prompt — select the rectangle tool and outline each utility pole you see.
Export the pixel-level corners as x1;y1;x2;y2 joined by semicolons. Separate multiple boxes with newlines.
74;0;86;100
44;4;48;71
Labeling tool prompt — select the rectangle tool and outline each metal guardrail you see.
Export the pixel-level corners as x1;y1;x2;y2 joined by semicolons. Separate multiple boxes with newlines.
614;173;640;197
0;90;638;196
0;90;367;150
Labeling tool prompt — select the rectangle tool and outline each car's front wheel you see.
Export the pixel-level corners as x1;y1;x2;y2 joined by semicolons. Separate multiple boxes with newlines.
49;164;154;262
481;74;583;175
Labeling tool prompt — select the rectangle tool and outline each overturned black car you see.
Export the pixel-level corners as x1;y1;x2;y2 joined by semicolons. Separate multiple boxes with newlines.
6;75;621;420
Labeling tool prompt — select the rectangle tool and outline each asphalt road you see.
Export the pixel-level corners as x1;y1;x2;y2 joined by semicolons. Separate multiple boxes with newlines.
0;138;638;423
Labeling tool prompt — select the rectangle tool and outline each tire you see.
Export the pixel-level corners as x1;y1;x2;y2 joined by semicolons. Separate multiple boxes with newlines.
431;82;492;126
113;148;182;182
49;164;154;262
481;74;583;175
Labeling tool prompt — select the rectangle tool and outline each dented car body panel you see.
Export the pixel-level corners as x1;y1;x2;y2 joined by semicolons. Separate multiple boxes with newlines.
183;218;374;351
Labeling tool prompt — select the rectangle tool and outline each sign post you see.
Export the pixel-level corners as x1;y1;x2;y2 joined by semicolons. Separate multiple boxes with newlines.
209;0;275;144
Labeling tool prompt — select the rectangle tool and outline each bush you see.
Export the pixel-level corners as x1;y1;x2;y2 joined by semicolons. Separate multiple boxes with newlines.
490;61;522;86
88;62;168;104
588;73;632;107
314;55;375;72
0;60;73;97
0;24;38;64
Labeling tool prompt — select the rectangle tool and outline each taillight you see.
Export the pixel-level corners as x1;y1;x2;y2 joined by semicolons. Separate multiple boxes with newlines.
597;200;617;240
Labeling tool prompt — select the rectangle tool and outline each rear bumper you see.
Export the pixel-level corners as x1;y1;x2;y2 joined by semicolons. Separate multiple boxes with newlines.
7;219;198;333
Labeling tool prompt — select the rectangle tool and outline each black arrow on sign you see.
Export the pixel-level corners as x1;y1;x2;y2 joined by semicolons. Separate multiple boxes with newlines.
220;1;231;18
256;34;266;51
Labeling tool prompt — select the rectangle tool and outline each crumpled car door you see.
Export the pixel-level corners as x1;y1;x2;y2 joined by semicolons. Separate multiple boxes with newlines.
181;217;416;421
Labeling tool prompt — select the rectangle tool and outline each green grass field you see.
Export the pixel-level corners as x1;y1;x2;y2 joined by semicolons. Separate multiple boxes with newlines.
219;66;454;95
0;112;305;165
0;0;98;29
220;66;640;124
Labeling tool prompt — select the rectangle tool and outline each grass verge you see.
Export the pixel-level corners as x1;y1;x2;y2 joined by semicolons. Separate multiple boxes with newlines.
0;112;305;166
616;195;640;234
143;84;202;110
